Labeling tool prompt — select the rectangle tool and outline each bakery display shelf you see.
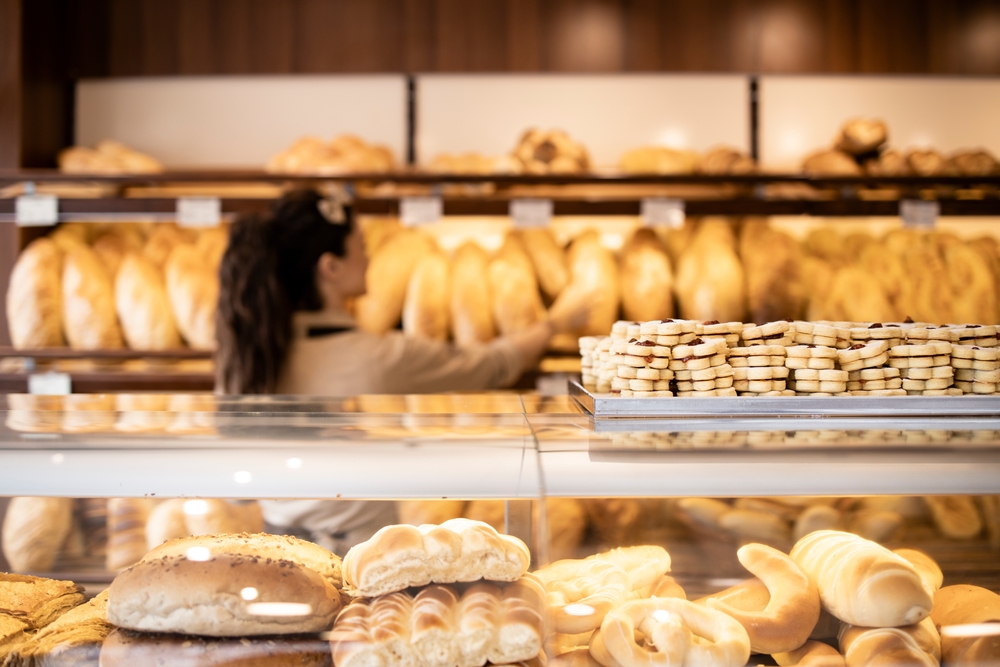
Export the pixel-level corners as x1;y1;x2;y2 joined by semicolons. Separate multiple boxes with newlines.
0;346;212;361
4;195;1000;220
569;379;1000;418
3;168;1000;187
0;370;213;393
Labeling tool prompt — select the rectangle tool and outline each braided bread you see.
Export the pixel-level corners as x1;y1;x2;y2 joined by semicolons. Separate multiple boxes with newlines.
343;519;530;598
329;577;544;667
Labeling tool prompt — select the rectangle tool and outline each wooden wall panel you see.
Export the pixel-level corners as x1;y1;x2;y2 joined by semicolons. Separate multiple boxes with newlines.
0;0;21;169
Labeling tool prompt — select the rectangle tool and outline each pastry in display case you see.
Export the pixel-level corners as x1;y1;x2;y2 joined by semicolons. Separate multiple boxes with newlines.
57;140;163;175
267;135;396;175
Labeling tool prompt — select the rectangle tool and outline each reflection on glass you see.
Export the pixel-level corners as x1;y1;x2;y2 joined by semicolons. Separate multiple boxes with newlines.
234;471;252;484
941;623;1000;638
246;602;313;617
183;499;208;515
240;587;259;601
564;603;596;617
185;546;210;561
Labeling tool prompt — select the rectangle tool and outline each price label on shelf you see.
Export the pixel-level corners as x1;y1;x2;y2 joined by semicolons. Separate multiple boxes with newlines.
400;196;442;227
15;195;59;226
641;198;685;228
900;199;939;229
510;198;553;228
177;197;222;227
28;372;72;396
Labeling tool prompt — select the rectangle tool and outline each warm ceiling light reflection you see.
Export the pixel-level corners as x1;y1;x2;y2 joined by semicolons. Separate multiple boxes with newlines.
183;500;208;515
185;547;211;561
941;623;1000;638
564;604;596;617
234;471;252;484
285;458;303;469
240;587;259;601
246;602;313;617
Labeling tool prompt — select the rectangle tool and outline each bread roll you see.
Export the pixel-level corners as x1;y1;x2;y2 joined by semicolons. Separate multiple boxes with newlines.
403;249;451;341
489;236;545;335
931;585;1000;667
518;228;569;300
99;627;331;667
1;497;74;572
4;589;111;667
106;498;153;571
790;530;933;628
838;617;940;667
6;238;64;348
700;147;756;174
356;229;434;334
164;243;217;349
342;519;530;598
450;243;496;347
566;231;620;336
836;119;888;155
144;499;188;550
773;640;846;667
113;394;171;433
620;229;674;322
923;495;983;539
114;253;182;349
184;499;264;537
108;533;344;636
865;149;910;176
60;245;124;349
803;150;862;176
950;149;999;177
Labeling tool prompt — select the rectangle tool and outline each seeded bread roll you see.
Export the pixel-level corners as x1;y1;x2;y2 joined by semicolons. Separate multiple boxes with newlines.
343;519;531;598
6;238;64;349
107;533;343;636
790;530;932;628
99;627;332;667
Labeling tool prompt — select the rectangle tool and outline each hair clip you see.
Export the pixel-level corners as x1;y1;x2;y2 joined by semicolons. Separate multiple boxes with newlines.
317;183;352;225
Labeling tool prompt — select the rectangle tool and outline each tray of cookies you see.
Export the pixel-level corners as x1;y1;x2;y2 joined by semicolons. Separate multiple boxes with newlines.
574;319;1000;418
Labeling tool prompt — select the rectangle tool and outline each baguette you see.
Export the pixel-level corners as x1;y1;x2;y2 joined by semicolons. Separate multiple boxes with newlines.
6;238;64;348
790;530;932;627
403;249;451;341
61;245;124;349
450;243;496;346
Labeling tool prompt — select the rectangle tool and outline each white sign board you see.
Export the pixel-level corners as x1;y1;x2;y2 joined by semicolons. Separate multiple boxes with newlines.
400;197;443;227
510;199;553;228
177;197;221;227
15;195;59;226
900;199;939;229
28;372;72;395
641;198;686;228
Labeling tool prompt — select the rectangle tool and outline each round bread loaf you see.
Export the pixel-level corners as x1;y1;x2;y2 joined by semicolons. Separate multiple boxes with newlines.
99;627;332;667
107;533;343;636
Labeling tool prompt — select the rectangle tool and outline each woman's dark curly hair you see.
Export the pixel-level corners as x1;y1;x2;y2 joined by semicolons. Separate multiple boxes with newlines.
216;189;354;394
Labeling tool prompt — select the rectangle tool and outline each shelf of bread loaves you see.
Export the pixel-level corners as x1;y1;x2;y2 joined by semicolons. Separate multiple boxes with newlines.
0;515;998;667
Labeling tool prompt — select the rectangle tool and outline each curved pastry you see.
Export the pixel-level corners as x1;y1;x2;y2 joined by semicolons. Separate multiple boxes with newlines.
839;617;940;667
773;640;846;667
595;598;751;667
587;546;671;593
702;543;820;654
535;558;630;634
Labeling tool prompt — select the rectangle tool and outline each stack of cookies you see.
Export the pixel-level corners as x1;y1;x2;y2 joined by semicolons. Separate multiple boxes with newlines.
951;345;999;395
669;338;735;397
846;367;904;395
784;345;846;395
697;320;743;347
729;345;790;396
790;322;851;348
887;341;958;396
947;324;998;348
579;336;600;389
740;321;793;347
609;332;673;398
849;322;904;348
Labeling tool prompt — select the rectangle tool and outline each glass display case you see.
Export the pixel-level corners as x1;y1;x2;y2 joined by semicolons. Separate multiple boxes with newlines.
1;392;998;666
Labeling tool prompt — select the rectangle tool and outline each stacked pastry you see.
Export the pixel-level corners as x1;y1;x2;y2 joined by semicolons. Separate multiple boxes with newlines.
0;572;89;663
790;321;852;349
697;320;743;347
671;338;735;397
833;340;899;396
849;322;904;348
952;345;999;395
609;331;673;398
730;345;789;396
331;519;544;667
887;340;958;396
949;323;999;347
100;533;343;665
578;336;600;389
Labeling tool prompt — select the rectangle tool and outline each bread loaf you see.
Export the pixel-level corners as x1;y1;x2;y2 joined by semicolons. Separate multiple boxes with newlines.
329;577;545;667
62;394;116;433
518;228;569;300
1;497;74;572
923;495;983;539
61;245;124;349
403;249;451;341
836;119;888;155
113;394;171;433
196;226;229;269
450;243;496;347
142;223;192;269
839;617;940;667
4;395;64;434
700;147;756;174
4;589;111;667
930;585;1000;667
114;253;182;349
675;219;746;322
342;519;530;598
165;243;217;349
566;231;620;336
92;230;142;278
356;229;434;334
107;533;344;636
489;236;545;335
893;549;943;593
464;499;586;563
99;627;332;667
6;238;64;348
620;229;673;322
790;530;932;627
105;498;153;571
803;150;862;176
702;543;820;654
143;499;188;550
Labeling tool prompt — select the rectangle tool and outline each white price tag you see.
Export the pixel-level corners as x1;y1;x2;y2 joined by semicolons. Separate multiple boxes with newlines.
641;198;685;228
177;197;221;227
900;199;939;228
15;195;58;226
400;197;442;227
28;372;71;395
510;198;553;228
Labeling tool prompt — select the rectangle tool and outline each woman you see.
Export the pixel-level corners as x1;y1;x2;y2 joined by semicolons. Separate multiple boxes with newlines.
216;189;589;551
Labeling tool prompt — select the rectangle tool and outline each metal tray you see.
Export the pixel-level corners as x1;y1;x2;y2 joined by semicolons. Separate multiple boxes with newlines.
569;380;1000;418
